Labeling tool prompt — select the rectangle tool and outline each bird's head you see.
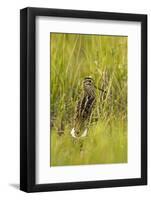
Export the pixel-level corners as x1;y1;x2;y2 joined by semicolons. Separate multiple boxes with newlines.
83;76;94;88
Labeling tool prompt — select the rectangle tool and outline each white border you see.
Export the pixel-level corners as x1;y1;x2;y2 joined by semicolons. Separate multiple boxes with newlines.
36;16;141;184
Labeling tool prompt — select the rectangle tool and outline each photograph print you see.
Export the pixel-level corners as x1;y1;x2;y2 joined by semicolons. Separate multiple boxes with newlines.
50;33;128;167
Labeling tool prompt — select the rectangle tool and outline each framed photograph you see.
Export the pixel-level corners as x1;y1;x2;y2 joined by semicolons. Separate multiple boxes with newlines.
20;7;147;192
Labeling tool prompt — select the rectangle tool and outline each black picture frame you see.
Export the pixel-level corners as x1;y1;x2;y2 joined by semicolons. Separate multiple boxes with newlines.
20;7;147;192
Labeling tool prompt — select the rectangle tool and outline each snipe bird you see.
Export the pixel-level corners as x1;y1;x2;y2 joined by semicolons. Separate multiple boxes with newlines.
71;76;96;138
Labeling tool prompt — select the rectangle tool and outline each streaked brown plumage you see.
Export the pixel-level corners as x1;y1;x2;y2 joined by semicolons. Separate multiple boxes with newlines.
71;76;96;138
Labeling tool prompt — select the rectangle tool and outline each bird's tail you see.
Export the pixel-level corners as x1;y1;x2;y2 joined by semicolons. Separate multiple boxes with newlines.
70;127;88;138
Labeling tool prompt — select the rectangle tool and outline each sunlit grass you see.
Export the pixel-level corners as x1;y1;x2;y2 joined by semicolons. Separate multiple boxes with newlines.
50;33;127;166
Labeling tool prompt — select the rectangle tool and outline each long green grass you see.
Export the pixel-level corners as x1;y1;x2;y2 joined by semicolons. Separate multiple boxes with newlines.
50;33;127;166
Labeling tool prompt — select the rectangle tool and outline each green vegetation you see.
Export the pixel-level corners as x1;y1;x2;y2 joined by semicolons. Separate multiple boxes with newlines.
50;33;127;166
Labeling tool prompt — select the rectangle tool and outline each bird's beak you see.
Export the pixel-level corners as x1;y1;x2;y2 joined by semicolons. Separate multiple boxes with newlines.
94;85;107;93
